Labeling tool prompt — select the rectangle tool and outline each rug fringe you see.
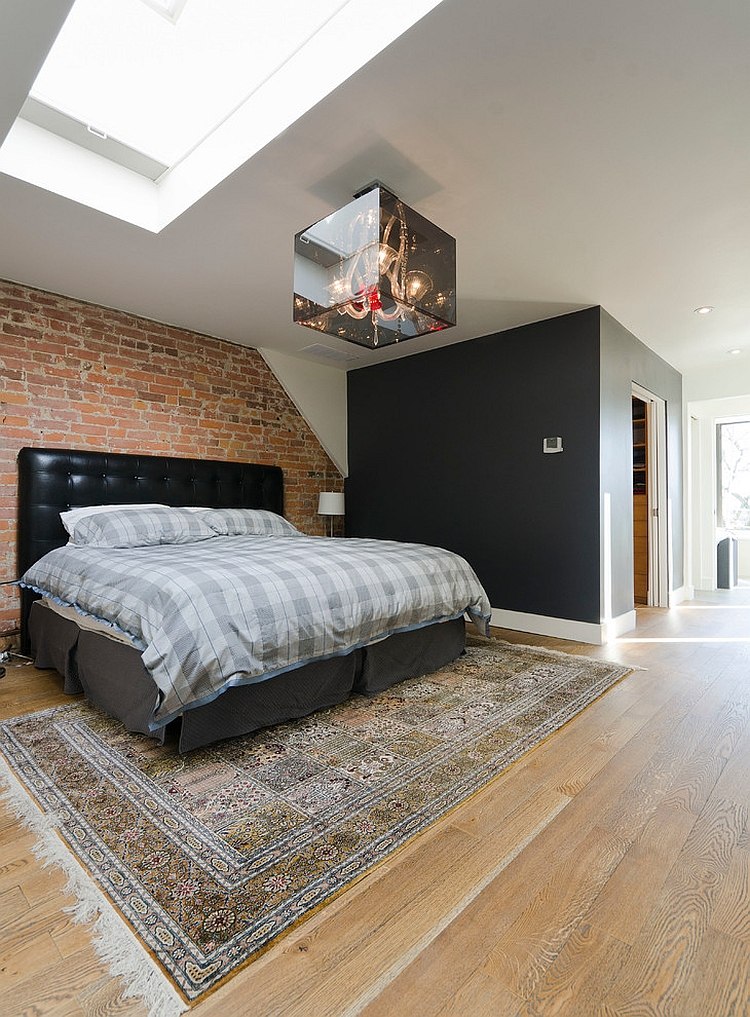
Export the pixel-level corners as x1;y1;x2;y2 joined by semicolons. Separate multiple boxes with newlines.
0;752;186;1017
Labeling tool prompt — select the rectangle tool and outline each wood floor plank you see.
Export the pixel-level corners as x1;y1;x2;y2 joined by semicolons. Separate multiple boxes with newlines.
710;845;750;943
586;801;696;945
484;825;631;1001
0;884;28;924
355;799;587;1017
0;826;36;865
0;949;104;1017
661;697;750;816
672;927;750;1017
0;664;71;722
600;672;746;843
0;805;22;834
77;973;148;1017
433;964;522;1016
0;851;35;890
0;884;82;959
454;667;710;849
51;920;102;962
710;712;750;825
18;864;69;909
517;921;630;1017
0;931;63;990
45;1002;87;1017
502;667;677;802
601;796;747;1015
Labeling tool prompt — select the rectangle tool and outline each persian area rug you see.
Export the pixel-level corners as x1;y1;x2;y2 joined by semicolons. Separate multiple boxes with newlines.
0;641;631;1015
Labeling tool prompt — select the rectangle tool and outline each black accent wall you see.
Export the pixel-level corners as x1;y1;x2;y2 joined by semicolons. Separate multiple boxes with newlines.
347;308;603;623
346;306;684;628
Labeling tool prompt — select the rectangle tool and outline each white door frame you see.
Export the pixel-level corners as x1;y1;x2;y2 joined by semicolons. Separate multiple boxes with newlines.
633;383;670;607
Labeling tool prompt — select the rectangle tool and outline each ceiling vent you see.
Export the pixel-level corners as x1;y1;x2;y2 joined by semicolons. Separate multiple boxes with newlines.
298;343;362;365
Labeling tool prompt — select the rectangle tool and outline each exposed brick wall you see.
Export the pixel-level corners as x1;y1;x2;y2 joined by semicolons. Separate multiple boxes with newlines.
0;280;343;637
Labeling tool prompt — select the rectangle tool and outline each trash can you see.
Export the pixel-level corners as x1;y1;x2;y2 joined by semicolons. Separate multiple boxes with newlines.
717;537;738;589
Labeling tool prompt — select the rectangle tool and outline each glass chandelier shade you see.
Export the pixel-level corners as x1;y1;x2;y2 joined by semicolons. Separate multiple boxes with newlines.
293;184;456;349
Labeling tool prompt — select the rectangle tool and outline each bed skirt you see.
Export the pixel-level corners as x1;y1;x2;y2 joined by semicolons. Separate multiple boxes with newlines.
29;601;466;752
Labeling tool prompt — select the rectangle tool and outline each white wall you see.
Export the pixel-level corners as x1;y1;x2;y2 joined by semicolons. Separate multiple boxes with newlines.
738;540;750;580
683;363;750;402
260;348;348;476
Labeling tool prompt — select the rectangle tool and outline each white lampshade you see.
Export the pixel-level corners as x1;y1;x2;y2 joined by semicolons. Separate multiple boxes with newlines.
318;492;345;516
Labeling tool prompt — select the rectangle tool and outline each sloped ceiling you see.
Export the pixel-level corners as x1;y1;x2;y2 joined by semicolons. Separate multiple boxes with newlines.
0;0;749;390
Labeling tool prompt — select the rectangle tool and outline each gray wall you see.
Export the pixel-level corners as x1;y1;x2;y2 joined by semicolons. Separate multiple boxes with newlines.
599;309;684;616
347;308;603;623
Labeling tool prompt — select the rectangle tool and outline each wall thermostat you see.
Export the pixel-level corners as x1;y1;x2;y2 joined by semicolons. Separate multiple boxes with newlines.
543;436;563;453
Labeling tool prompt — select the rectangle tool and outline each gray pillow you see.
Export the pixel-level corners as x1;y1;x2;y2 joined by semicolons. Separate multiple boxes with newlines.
71;507;217;548
201;508;300;537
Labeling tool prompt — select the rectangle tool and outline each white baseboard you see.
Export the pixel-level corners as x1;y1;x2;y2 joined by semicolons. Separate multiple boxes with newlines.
490;607;636;646
669;585;692;607
601;610;637;642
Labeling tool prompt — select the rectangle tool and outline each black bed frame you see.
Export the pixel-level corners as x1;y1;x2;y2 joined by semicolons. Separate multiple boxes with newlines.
18;446;283;653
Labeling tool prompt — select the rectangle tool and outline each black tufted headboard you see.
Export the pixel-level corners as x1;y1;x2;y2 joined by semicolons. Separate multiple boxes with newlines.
17;446;284;652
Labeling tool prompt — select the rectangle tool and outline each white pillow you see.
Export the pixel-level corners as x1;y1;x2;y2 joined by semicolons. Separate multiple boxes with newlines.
60;503;167;536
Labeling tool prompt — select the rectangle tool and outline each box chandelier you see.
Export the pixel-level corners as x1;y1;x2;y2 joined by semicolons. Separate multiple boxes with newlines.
293;183;456;349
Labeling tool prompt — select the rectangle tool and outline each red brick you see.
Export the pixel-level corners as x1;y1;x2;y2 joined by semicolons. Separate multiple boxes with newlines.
0;279;343;634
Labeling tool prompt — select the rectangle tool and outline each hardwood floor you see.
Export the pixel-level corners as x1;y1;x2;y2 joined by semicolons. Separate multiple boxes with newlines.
1;592;750;1016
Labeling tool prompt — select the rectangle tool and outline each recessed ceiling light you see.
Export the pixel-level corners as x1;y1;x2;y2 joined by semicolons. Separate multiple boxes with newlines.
728;348;742;355
694;305;714;315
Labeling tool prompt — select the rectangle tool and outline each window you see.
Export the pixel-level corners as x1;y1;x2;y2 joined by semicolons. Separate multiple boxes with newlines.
717;419;750;530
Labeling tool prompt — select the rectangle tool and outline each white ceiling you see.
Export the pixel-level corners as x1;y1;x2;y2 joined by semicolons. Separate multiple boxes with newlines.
1;0;749;385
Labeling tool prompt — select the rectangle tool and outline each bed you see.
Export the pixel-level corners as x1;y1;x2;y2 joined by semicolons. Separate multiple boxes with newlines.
18;447;490;752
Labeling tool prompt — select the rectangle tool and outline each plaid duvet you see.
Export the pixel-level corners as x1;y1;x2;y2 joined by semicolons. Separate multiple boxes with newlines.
22;535;491;727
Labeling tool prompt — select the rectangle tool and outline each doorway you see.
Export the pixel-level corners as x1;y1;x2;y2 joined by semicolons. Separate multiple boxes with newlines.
632;396;648;603
632;383;669;607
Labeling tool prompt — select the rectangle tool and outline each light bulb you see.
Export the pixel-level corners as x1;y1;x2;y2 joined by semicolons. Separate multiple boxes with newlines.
378;244;399;275
404;271;433;303
328;278;351;303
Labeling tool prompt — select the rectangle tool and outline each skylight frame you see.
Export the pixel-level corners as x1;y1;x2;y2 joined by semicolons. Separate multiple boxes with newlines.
0;0;448;232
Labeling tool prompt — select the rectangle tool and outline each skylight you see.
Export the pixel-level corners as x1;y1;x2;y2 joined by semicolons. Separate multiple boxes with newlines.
28;0;355;168
0;0;446;231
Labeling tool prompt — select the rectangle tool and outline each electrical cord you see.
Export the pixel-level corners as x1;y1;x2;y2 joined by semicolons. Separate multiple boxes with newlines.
1;580;22;675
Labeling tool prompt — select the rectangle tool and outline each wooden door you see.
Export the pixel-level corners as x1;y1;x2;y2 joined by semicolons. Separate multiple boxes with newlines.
633;397;648;605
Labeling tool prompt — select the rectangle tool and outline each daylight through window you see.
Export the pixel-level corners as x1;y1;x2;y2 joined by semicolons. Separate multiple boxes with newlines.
717;419;750;530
